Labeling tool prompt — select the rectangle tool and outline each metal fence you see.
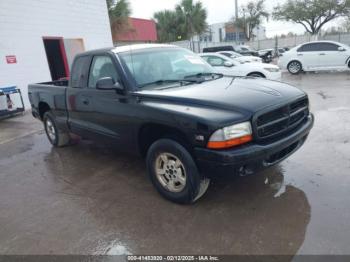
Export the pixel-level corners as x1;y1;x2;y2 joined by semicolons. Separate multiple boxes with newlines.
169;33;350;53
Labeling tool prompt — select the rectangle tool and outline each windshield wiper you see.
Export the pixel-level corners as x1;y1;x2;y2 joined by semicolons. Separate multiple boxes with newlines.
184;72;224;81
139;79;198;89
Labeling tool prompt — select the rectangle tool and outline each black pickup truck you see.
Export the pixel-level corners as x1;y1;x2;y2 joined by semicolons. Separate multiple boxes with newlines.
28;44;314;204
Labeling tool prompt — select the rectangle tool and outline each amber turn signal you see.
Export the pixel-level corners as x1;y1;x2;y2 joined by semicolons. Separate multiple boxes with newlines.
207;135;253;149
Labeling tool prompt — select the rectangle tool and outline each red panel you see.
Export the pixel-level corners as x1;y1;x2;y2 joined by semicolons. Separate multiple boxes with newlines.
42;36;70;77
115;17;158;42
6;55;17;64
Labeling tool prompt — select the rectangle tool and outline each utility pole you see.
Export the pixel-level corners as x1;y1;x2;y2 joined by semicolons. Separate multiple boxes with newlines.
235;0;239;44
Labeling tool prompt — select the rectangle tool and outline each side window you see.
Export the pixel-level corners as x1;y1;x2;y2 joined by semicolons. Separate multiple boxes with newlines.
71;56;90;88
319;43;339;51
298;43;322;52
205;56;225;66
88;56;119;88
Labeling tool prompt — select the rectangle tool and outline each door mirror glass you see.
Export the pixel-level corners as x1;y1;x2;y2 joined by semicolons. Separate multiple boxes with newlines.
224;61;234;67
96;77;124;93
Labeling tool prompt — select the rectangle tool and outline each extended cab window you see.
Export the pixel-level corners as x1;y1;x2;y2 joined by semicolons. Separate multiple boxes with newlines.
71;56;90;88
88;56;119;88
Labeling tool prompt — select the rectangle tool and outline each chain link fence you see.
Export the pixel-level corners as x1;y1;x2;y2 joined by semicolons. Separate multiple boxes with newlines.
169;33;350;53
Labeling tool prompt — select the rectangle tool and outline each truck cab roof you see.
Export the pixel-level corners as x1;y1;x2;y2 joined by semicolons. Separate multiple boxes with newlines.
78;44;179;57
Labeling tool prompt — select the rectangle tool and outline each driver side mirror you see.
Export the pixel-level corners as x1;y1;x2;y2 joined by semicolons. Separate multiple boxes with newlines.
224;61;234;67
96;77;124;94
338;46;346;52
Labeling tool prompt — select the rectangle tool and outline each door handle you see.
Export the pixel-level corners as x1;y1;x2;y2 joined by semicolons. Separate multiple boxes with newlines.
319;53;326;55
297;53;303;56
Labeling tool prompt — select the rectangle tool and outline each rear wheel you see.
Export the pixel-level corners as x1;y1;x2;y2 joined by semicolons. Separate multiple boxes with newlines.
43;112;70;147
288;61;302;75
146;139;209;204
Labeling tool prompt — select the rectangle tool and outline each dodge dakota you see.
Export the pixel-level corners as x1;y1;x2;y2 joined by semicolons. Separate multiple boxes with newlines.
28;44;314;204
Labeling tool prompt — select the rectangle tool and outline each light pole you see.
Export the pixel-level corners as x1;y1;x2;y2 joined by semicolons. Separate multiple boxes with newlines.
235;0;239;44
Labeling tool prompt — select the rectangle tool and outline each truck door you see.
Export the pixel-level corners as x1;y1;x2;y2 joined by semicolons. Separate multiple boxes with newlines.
66;54;92;137
67;53;133;147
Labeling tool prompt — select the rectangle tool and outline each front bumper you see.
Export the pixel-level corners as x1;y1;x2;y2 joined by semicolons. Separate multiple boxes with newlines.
195;114;314;177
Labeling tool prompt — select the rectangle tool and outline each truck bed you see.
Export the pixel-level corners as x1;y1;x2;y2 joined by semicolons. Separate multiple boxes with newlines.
28;80;69;121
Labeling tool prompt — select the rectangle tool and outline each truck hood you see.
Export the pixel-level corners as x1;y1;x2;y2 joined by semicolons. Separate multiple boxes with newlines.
133;77;306;114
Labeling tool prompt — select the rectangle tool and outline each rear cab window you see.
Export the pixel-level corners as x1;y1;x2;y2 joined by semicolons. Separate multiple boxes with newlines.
70;56;91;88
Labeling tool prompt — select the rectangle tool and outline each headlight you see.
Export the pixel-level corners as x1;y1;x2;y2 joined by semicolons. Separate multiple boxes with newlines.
207;122;253;149
264;67;280;72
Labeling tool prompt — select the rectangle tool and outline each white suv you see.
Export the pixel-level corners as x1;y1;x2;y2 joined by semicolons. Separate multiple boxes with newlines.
279;41;350;74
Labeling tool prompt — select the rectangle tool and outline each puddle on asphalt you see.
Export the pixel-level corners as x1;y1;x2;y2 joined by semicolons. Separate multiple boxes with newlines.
94;239;132;255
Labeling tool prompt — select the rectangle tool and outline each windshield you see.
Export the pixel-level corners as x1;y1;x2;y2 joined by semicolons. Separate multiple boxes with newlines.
119;47;215;89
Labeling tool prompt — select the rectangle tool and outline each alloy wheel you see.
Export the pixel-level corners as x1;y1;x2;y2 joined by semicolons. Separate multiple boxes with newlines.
155;153;187;193
45;118;56;142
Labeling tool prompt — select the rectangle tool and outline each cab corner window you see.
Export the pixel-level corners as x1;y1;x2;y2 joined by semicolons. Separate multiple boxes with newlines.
71;56;90;88
88;56;118;88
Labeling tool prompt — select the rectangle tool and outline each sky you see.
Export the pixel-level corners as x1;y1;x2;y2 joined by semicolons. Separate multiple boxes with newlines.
127;0;342;38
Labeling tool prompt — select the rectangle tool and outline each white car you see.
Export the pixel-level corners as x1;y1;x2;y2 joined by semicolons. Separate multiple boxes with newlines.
199;53;281;80
279;41;350;74
217;51;262;63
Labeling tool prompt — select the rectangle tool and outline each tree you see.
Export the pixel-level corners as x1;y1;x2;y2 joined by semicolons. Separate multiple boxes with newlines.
154;10;186;42
341;17;350;32
107;0;132;35
273;0;350;35
153;0;207;45
235;0;269;41
175;0;208;44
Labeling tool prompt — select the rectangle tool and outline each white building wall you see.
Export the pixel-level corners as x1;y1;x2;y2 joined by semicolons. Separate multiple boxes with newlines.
252;26;267;41
0;0;113;108
209;23;226;43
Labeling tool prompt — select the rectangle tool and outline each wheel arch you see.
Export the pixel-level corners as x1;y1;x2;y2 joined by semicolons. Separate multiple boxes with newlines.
138;123;192;158
38;102;51;120
247;72;266;78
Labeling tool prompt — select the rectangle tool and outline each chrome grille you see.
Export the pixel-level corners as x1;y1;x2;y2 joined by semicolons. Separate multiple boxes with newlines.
255;97;309;141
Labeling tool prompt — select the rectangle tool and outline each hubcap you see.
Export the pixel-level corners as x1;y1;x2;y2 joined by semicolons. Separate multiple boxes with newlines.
46;119;56;142
289;62;300;73
155;153;186;193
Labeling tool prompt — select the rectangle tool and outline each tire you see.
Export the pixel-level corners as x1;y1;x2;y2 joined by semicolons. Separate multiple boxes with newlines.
146;139;210;204
248;72;265;78
288;61;302;75
43;111;70;147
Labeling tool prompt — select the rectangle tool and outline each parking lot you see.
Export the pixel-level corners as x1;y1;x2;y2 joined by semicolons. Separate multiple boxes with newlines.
0;72;349;256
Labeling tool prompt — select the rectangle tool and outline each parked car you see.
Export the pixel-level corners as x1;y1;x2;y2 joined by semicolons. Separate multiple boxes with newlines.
199;53;281;80
29;44;314;204
203;45;259;57
218;51;262;63
279;40;350;74
258;49;274;63
235;45;260;57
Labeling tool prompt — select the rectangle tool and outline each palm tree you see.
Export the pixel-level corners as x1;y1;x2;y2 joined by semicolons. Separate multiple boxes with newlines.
107;0;132;37
154;10;187;42
175;0;207;49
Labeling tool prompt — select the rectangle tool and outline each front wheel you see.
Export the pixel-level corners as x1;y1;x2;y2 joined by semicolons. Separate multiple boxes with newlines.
146;139;210;204
288;61;302;75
